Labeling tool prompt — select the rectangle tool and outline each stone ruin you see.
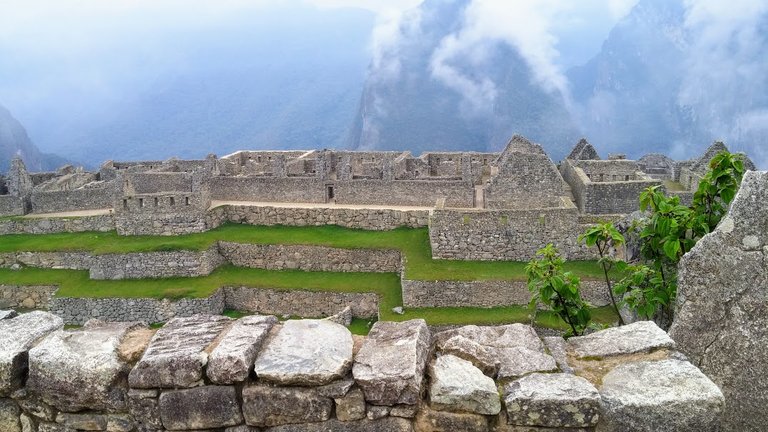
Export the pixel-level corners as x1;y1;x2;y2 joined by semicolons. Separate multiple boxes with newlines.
0;311;725;432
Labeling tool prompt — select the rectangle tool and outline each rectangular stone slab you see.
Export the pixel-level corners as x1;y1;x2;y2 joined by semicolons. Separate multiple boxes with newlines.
128;315;231;388
242;384;333;427
207;315;277;384
567;321;675;358
27;321;142;412
0;311;63;396
263;417;414;432
503;373;600;428
352;319;431;406
159;386;243;431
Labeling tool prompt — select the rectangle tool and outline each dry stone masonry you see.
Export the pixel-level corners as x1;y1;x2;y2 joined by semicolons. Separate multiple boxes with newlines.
0;313;724;432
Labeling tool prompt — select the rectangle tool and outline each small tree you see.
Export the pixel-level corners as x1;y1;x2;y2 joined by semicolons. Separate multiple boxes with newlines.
526;244;591;337
579;222;626;325
691;151;746;236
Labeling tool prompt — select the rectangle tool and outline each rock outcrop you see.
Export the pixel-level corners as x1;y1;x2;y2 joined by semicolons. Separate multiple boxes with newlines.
669;170;768;431
0;311;62;396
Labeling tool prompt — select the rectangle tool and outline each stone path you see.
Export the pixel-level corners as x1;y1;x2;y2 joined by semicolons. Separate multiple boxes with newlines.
22;208;113;218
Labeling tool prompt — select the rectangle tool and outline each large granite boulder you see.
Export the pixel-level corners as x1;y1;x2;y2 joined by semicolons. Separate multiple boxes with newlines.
0;311;63;396
503;373;600;428
159;386;243;430
668;170;768;432
598;359;725;432
434;324;555;379
568;321;675;358
242;384;333;427
429;355;500;415
208;315;277;384
254;319;353;386
353;319;431;406
27;321;144;412
128;315;231;388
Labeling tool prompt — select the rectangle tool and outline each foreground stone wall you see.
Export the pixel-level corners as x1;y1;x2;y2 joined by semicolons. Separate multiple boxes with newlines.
0;214;114;235
0;285;57;309
402;278;610;308
222;204;430;230
429;207;593;261
669;170;768;432
0;314;725;432
89;248;225;280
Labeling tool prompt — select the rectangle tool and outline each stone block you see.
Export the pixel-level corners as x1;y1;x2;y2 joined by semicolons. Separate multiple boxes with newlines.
27;321;142;412
597;359;724;432
336;388;367;422
316;378;355;398
429;354;500;415
542;336;573;374
262;417;414;432
0;399;21;432
503;373;600;428
127;389;161;429
353;319;431;406
439;335;498;376
207;315;277;384
414;406;489;432
128;315;231;388
567;321;674;359
496;347;558;381
159;385;243;431
55;413;107;430
254;319;353;386
0;312;63;396
242;384;332;427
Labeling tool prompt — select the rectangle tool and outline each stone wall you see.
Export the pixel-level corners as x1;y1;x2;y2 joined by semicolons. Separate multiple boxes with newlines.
333;179;473;208
429;206;593;261
222;204;430;230
583;179;660;214
29;187;114;214
223;286;379;319
50;291;226;325
89;248;225;280
0;314;725;432
402;278;609;308
0;214;115;235
0;285;56;309
219;242;401;273
212;176;326;203
115;212;209;236
0;196;25;216
0;252;92;270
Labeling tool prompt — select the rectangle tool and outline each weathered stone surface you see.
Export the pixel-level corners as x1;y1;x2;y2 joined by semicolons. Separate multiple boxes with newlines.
568;321;674;358
254;319;353;386
336;388;367;422
27;321;142;412
597;359;724;432
390;403;420;418
316;378;355;398
542;336;573;374
496;347;558;381
127;389;161;429
55;412;107;430
325;305;353;327
429;355;500;415
415;406;489;432
105;415;134;432
440;335;498;376
366;405;391;420
11;388;56;422
0;399;21;432
128;315;231;388
207;315;277;384
503;373;600;428
435;324;544;352
225;426;261;432
19;414;35;432
0;312;63;396
263;417;414;432
159;386;243;431
435;324;550;380
38;422;74;432
668;170;768;432
242;385;332;427
0;310;17;320
353;319;431;406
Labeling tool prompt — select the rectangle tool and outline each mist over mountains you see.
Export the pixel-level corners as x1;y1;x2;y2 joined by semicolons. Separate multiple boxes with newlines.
0;0;766;169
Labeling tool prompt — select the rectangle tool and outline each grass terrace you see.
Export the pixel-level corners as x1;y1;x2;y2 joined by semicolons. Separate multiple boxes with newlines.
0;223;610;281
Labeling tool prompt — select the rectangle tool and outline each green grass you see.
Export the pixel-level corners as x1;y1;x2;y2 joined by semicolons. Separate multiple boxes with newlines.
0;223;610;281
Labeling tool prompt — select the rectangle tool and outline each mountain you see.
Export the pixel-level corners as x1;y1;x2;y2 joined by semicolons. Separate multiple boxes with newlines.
0;103;67;172
5;5;375;166
348;0;580;158
569;0;768;166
